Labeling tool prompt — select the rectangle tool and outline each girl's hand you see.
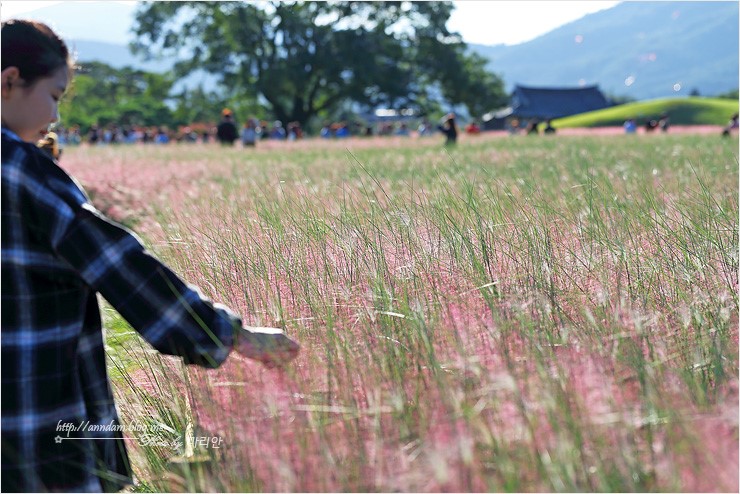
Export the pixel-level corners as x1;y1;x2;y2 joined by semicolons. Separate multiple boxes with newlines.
235;326;300;368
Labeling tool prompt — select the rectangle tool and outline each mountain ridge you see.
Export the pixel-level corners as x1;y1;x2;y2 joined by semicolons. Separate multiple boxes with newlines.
469;1;739;99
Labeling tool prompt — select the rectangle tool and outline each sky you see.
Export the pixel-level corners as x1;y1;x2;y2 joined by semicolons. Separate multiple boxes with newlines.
448;1;619;45
0;0;621;46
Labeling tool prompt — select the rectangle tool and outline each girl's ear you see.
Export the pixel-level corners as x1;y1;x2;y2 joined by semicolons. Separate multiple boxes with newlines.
1;67;20;98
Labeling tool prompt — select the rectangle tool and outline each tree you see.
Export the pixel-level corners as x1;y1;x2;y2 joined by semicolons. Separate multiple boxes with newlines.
131;1;507;127
169;84;229;128
716;88;739;100
61;61;175;131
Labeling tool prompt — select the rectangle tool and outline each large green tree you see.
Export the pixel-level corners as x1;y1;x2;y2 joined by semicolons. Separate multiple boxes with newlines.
131;1;507;126
61;61;175;131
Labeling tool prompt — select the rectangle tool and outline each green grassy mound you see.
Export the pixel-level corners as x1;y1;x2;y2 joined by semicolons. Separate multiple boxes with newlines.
553;97;738;128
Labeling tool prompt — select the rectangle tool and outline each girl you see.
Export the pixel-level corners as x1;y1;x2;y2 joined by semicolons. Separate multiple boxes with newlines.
1;19;299;492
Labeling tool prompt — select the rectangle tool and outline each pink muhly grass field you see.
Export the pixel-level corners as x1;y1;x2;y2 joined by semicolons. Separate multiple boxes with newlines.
62;132;738;492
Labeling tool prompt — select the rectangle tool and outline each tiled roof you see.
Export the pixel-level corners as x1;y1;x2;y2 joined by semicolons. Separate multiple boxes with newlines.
510;85;609;119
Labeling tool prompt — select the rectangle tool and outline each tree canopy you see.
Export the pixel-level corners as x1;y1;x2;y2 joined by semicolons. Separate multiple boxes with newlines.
131;1;507;126
60;61;176;130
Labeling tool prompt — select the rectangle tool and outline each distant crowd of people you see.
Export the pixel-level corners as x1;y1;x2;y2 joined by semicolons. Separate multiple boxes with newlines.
504;118;557;135
41;114;307;155
624;112;738;136
44;109;479;155
214;108;305;146
39;109;739;162
316;115;464;141
623;112;671;134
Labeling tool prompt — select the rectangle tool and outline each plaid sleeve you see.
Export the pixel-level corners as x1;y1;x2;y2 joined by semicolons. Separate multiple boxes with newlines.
21;152;238;368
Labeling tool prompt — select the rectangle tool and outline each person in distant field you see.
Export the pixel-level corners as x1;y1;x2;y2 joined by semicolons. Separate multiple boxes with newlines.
721;112;739;137
417;118;432;136
259;120;271;140
335;122;350;138
543;119;556;134
216;108;239;145
525;118;540;135
269;120;286;140
241;118;258;147
658;112;670;132
68;124;82;144
154;126;169;144
1;19;300;492
287;121;303;140
438;112;458;145
395;123;410;136
465;120;481;135
508;118;520;135
645;119;659;132
87;123;100;144
181;126;198;143
624;118;637;134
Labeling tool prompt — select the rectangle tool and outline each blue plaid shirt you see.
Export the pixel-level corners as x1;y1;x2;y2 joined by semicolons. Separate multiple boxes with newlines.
1;128;239;492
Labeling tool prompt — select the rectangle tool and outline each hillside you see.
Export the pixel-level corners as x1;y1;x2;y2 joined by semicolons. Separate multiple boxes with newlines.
552;97;739;128
470;1;739;100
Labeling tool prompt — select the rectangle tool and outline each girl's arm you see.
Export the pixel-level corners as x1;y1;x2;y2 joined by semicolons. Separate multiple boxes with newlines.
16;145;298;368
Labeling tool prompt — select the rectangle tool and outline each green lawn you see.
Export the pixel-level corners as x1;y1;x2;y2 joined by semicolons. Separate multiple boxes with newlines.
553;97;738;127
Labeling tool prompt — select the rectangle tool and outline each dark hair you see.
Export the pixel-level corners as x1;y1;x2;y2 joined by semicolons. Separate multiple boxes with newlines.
1;19;72;85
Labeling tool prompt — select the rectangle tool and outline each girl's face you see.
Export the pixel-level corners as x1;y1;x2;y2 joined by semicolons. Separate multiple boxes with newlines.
1;66;69;143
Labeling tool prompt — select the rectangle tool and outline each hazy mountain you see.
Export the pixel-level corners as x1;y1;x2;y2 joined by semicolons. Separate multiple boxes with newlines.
69;39;170;73
4;2;136;46
470;1;739;100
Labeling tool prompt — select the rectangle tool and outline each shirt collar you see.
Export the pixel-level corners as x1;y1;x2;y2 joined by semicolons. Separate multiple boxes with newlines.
1;127;23;142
